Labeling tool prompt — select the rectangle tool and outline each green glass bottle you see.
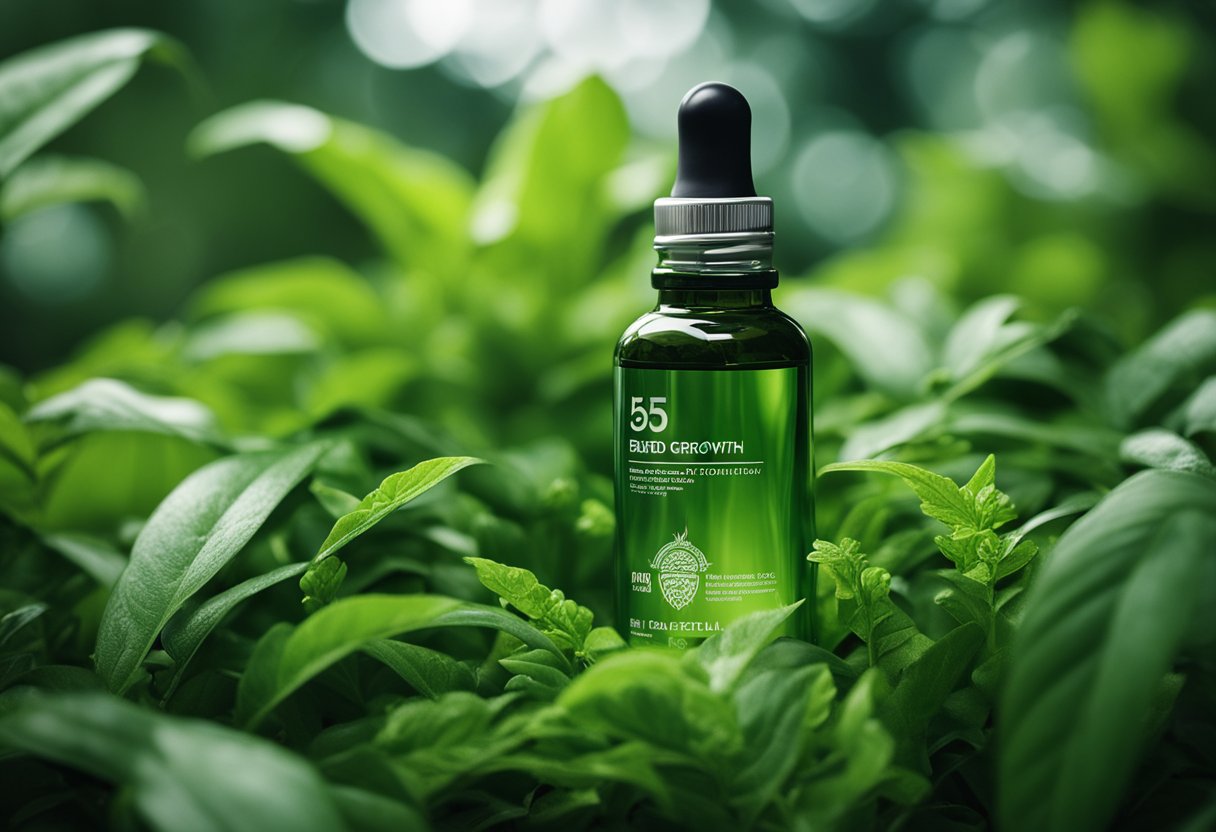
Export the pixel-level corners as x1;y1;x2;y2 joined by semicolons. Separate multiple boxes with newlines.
614;82;814;647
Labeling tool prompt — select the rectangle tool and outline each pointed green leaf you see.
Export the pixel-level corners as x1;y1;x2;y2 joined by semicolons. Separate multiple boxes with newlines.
696;601;804;693
237;595;560;728
190;102;474;276
1;154;144;221
95;441;330;694
0;692;343;831
361;639;476;699
0;29;190;177
162;561;309;677
999;470;1216;832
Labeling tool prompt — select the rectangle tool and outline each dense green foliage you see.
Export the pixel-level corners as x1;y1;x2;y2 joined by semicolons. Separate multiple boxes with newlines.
2;21;1216;832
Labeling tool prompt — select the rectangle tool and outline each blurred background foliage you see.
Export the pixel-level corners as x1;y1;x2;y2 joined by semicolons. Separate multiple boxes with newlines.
0;0;1214;524
3;0;1214;364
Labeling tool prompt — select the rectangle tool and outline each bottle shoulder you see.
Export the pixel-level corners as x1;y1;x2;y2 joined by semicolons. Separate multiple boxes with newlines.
615;305;810;369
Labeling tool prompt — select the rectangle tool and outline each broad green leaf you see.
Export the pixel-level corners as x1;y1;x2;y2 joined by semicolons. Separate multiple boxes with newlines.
0;155;143;221
328;784;428;832
731;664;835;818
0;29;189;177
42;532;126;587
25;378;224;449
782;288;933;399
696;602;804;693
840;401;947;462
880;622;985;768
583;626;626;663
304;349;418;419
465;556;594;655
942;295;1021;379
473;76;629;283
999;470;1216;832
501;647;572;701
558;649;741;760
0;692;343;831
182;312;320;361
95;441;330;694
188;257;390;348
190;102;474;276
362;639;476;699
944;310;1076;401
37;432;219;533
0;400;37;483
237;595;560;727
1120;428;1216;477
1179;376;1216;436
374;692;521;797
1106;309;1216;428
313;456;482;562
162;562;309;679
945;408;1123;461
486;742;671;809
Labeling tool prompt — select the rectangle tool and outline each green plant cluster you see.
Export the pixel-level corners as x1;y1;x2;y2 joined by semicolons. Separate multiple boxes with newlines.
1;28;1215;832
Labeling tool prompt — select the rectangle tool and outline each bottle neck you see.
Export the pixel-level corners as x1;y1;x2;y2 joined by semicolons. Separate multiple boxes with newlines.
657;287;773;310
651;232;778;290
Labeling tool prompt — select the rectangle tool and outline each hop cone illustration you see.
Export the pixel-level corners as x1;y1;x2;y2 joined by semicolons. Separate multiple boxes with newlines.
653;530;708;611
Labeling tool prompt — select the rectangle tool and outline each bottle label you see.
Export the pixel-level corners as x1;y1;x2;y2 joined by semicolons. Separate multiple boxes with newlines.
614;366;808;647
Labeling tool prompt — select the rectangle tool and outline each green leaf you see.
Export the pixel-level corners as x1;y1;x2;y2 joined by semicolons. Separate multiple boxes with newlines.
944;309;1075;400
583;626;626;663
1179;376;1216;436
300;556;347;611
558;649;741;760
695;602;804;693
822;455;1015;532
310;479;361;518
41;532;126;587
500;647;572;701
465;556;595;655
314;456;481;562
782;288;933;399
880;622;985;769
188;257;390;348
999;469;1216;832
162;561;309;678
301;456;480;605
731;664;835;818
237;595;561;728
1106;309;1216;428
0;401;36;479
361;639;476;699
25;378;224;449
0;155;144;221
473;76;629;280
182;312;320;361
94;441;330;694
0;692;344;831
1120;428;1216;477
810;539;897;665
942;295;1021;379
0;28;190;177
328;784;428;832
840;401;948;462
190;102;474;276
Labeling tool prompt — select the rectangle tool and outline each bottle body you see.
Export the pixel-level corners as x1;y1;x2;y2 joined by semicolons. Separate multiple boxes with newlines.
613;287;814;646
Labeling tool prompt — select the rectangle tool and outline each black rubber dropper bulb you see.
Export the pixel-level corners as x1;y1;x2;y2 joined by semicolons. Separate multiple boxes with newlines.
670;82;757;199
